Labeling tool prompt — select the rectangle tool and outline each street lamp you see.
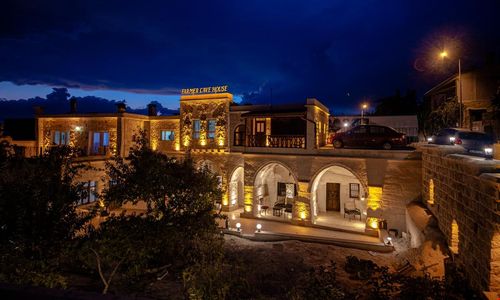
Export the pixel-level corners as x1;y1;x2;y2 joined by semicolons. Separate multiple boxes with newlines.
361;103;368;124
440;50;463;128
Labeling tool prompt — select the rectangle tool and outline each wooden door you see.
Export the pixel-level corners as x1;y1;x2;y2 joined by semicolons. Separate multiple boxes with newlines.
326;183;340;211
255;119;266;146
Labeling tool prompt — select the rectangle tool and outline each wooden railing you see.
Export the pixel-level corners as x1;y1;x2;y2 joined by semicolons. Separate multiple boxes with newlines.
247;135;305;148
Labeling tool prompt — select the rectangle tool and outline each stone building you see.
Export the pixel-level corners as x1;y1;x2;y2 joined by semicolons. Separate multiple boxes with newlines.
421;145;500;293
33;87;422;236
424;64;500;138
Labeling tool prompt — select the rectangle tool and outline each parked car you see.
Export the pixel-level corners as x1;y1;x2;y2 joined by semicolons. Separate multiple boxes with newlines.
428;128;493;152
331;125;406;150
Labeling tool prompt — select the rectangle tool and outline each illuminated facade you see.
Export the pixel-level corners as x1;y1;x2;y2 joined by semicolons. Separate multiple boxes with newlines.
32;87;422;235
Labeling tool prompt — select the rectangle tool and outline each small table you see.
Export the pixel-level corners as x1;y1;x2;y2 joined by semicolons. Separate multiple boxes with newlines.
260;205;269;215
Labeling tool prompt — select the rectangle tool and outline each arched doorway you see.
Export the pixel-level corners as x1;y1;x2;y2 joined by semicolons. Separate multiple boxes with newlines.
310;165;366;229
229;166;244;207
253;162;297;216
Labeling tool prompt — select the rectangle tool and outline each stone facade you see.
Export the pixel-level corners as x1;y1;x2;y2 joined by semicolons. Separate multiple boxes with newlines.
422;145;500;292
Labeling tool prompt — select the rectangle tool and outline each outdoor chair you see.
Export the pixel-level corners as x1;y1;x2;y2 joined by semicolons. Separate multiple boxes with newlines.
343;201;361;220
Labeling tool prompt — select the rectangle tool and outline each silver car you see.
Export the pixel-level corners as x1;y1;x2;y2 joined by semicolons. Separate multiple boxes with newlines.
429;128;494;152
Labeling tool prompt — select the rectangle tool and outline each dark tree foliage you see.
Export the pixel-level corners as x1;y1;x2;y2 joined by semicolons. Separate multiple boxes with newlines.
103;130;222;230
0;145;93;288
420;99;461;136
373;90;418;116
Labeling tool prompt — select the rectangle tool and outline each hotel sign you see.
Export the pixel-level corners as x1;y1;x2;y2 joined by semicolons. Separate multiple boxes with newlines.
181;85;228;95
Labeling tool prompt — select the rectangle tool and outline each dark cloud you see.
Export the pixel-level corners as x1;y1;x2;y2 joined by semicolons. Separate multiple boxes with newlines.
1;0;500;114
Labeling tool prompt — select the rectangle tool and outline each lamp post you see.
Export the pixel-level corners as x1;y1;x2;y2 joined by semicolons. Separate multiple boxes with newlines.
440;51;463;128
361;103;368;125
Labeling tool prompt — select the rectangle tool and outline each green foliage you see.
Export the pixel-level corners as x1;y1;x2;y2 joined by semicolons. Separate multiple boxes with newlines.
103;130;222;230
0;145;93;288
289;262;347;300
420;99;461;136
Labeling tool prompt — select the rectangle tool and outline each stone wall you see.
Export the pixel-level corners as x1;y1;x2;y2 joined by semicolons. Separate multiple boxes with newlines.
422;145;500;292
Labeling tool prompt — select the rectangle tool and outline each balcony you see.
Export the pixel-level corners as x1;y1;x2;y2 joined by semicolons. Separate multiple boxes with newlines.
247;135;305;148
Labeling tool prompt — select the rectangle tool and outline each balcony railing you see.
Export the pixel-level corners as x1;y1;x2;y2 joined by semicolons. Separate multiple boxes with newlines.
247;135;305;148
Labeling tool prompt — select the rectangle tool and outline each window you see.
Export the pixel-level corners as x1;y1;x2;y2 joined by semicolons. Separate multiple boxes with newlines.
192;120;200;139
91;132;110;155
234;125;246;146
370;126;386;134
349;183;360;198
79;181;97;205
208;119;216;139
161;130;175;141
352;126;367;134
53;130;70;145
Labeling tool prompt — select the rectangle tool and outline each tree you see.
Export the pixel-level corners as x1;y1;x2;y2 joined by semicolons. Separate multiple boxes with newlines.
374;89;418;116
0;145;93;288
103;130;222;229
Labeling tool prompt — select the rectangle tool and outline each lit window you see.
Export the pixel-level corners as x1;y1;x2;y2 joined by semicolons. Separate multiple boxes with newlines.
161;130;175;141
52;130;70;145
349;183;360;198
192;120;200;139
79;181;97;205
91;132;110;155
208;119;216;139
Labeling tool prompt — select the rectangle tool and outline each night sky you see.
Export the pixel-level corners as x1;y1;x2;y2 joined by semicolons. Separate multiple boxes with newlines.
1;0;499;114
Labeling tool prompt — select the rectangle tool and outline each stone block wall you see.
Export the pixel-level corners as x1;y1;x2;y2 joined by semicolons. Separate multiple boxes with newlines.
422;145;500;292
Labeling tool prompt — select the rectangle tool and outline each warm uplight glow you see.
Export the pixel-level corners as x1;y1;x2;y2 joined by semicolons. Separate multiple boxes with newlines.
367;217;379;229
367;186;382;210
175;143;180;151
428;179;435;205
244;185;253;213
300;211;306;220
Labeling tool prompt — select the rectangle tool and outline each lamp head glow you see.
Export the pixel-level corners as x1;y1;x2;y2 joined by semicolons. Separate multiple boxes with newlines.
440;51;448;58
236;222;241;232
387;237;392;241
362;103;368;109
343;122;349;127
75;126;82;132
256;223;262;232
449;136;456;144
427;137;433;142
484;148;493;160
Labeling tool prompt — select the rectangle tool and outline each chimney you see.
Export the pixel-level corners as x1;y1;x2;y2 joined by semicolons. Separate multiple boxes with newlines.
116;102;126;113
147;103;157;116
33;106;44;116
70;97;77;113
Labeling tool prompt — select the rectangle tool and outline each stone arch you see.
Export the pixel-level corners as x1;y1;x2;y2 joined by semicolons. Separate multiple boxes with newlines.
228;166;244;207
233;124;246;146
309;164;367;223
450;219;459;254
252;161;298;214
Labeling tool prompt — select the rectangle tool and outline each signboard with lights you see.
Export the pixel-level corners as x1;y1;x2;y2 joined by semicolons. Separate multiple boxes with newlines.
181;85;228;95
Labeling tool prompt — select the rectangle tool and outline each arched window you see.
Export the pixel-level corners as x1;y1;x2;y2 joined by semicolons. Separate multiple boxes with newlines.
234;125;246;146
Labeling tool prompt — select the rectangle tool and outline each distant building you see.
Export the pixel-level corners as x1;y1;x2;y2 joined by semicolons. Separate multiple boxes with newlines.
0;118;37;157
424;64;500;138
